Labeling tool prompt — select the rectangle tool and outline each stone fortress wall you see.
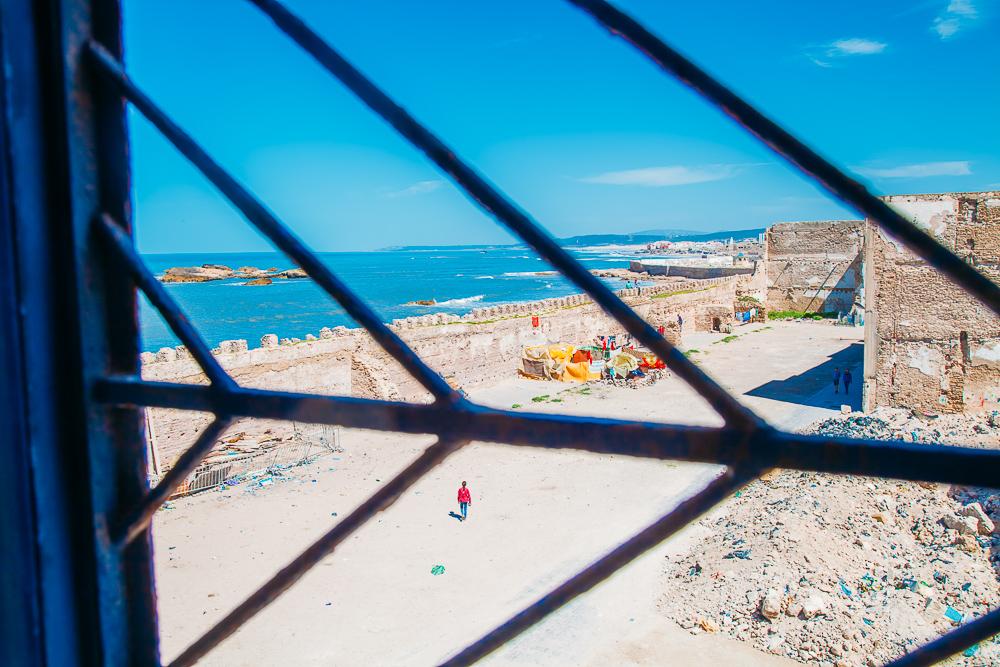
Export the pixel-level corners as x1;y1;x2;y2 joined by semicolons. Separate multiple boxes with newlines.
142;278;736;465
863;191;1000;414
628;261;756;280
764;220;864;314
142;276;736;401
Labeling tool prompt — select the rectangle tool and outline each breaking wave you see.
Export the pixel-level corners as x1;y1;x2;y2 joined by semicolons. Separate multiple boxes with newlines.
436;294;485;307
473;275;495;280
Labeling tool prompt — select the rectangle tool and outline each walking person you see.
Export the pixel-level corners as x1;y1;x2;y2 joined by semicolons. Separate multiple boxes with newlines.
677;313;684;332
457;481;471;522
843;368;853;395
833;367;841;394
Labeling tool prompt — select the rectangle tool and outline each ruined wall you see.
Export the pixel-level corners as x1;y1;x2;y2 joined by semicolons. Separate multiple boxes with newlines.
863;192;1000;413
765;221;863;313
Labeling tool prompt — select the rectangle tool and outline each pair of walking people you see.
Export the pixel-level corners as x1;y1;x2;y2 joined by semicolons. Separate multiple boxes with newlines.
833;367;853;394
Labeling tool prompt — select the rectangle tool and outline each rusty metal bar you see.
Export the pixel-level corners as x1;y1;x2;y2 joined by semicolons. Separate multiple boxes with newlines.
566;0;1000;318
885;607;1000;666
117;416;232;545
242;0;763;431
93;377;1000;489
166;436;468;667
84;40;460;405
94;213;236;392
440;466;760;665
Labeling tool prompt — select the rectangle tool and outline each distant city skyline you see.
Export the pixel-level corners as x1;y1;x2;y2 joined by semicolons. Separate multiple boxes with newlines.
125;0;999;253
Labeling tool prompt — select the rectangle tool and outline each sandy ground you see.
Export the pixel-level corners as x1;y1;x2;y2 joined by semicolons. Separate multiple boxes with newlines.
153;321;862;665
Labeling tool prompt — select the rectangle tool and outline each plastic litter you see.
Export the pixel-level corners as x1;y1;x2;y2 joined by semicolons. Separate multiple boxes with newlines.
839;580;854;598
963;643;979;657
431;565;445;576
724;549;751;560
943;606;964;624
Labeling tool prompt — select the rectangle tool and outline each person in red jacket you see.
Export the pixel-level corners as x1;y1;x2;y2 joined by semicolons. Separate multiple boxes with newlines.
457;481;472;522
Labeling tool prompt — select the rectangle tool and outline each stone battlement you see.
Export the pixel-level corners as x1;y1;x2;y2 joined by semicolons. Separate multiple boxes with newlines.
141;277;736;369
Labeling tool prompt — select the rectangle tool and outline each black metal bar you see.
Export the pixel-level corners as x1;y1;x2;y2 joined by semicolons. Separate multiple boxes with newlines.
566;0;1000;317
0;1;107;662
118;416;232;545
94;213;237;392
439;466;760;666
93;378;1000;489
83;40;459;405
167;436;468;667
885;607;1000;666
242;0;763;431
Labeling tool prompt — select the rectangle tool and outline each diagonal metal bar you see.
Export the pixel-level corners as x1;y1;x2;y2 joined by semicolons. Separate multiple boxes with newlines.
119;416;233;545
242;0;763;431
95;214;245;543
439;465;761;666
84;40;459;404
566;0;1000;318
885;607;1000;666
166;436;469;667
93;378;1000;489
94;213;237;393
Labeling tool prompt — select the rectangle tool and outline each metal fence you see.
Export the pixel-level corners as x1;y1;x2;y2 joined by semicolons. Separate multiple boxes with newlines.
26;0;1000;664
154;424;341;498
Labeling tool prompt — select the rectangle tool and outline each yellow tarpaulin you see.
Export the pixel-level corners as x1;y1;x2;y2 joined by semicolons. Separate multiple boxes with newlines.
561;361;599;383
609;352;639;376
522;343;598;382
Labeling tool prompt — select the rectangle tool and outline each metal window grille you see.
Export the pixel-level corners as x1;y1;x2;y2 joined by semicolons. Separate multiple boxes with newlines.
4;0;999;665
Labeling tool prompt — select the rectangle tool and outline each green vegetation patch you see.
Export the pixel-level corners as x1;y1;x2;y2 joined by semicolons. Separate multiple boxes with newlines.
716;335;740;344
531;394;550;403
768;310;838;320
650;287;709;299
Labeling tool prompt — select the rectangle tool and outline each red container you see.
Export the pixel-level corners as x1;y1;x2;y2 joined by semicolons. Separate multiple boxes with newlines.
531;315;539;327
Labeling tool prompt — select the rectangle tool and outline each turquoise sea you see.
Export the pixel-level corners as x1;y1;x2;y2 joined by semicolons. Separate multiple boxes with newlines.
140;246;659;352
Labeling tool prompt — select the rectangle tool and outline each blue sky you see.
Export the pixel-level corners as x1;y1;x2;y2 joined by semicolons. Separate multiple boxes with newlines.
124;0;999;253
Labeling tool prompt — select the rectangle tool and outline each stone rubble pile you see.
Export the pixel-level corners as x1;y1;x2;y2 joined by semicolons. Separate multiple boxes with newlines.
811;408;999;444
660;409;999;666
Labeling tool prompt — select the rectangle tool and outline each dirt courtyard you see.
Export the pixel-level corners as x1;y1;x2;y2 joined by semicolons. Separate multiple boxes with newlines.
153;321;864;665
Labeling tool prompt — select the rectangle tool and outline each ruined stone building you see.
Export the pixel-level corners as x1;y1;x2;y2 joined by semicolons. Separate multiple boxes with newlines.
764;220;864;314
863;191;1000;413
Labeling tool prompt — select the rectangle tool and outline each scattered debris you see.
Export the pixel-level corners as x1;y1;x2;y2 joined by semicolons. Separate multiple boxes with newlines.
660;408;1000;665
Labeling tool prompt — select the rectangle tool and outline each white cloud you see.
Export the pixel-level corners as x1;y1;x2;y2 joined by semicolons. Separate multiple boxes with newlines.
806;38;887;67
382;179;444;198
828;38;888;56
854;161;972;178
580;164;748;187
933;0;978;39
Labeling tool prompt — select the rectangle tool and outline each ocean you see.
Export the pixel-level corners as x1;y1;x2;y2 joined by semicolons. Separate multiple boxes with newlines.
139;246;659;352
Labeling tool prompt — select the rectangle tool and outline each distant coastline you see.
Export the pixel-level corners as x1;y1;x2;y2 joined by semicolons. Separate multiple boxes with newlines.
378;227;764;252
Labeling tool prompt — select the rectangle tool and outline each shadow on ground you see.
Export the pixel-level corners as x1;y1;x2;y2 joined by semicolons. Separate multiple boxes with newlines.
745;342;863;410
